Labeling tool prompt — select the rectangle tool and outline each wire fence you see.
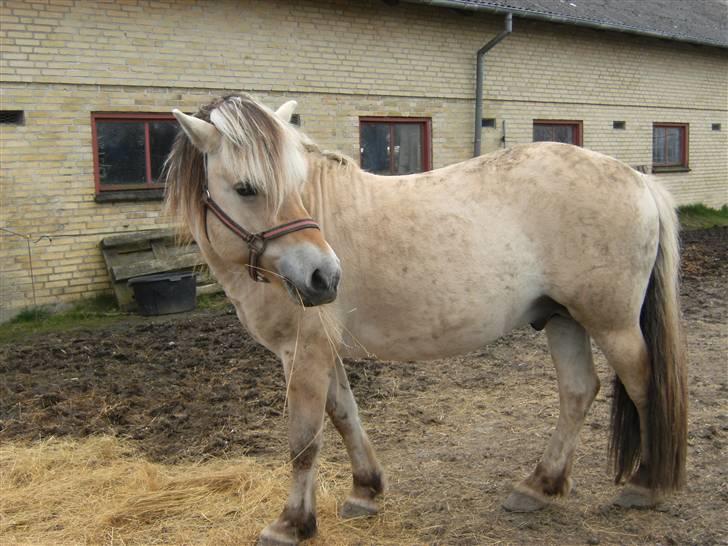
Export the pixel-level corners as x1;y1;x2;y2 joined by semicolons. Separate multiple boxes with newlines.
1;226;167;310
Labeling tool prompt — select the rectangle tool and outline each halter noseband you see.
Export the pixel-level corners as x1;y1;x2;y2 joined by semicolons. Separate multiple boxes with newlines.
201;186;320;283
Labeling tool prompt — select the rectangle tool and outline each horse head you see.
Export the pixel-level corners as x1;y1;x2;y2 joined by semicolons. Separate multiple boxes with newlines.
166;94;340;306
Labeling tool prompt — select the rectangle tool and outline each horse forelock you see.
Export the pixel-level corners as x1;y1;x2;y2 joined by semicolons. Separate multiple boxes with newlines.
211;95;307;213
163;94;307;238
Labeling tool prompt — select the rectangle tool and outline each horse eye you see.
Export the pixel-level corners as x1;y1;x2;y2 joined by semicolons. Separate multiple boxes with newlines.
234;181;257;197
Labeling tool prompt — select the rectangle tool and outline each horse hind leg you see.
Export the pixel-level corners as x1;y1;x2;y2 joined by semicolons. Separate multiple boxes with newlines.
591;325;660;508
326;357;385;519
504;316;599;512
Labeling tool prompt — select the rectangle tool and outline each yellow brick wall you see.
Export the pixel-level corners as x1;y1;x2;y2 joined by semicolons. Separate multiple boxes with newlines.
1;0;726;108
481;102;728;206
1;0;726;318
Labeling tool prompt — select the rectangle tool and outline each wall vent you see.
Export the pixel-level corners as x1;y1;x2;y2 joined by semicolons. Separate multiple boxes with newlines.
0;110;25;125
613;121;626;130
712;123;721;131
481;118;496;128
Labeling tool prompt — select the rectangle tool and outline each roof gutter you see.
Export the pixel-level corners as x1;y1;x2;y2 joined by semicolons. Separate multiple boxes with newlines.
407;0;727;49
474;12;511;156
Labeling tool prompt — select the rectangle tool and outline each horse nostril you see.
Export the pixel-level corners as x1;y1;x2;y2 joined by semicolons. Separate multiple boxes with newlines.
310;268;329;293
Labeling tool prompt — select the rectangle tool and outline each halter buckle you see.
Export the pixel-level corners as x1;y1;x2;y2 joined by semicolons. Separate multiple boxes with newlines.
248;233;267;255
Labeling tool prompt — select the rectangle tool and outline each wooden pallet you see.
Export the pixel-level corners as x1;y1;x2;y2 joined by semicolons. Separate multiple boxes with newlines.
100;228;218;310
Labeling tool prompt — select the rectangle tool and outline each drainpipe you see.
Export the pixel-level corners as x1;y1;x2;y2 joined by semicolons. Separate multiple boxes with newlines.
474;12;512;157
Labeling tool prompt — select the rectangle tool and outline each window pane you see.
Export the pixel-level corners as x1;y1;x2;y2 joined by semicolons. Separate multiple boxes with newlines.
666;127;682;164
393;123;422;174
534;123;576;144
552;125;574;144
533;125;553;142
150;120;178;182
97;121;146;185
361;123;391;174
653;127;666;164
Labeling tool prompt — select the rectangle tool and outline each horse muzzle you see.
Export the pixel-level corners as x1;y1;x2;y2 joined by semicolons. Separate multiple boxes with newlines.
279;245;341;307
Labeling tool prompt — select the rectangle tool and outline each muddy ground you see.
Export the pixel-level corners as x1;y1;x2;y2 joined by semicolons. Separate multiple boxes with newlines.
1;227;726;545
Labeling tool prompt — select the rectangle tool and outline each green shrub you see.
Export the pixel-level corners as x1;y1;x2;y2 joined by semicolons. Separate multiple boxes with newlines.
678;203;728;230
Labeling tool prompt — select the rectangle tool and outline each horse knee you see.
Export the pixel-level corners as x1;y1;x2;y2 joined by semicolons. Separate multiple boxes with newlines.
325;392;353;433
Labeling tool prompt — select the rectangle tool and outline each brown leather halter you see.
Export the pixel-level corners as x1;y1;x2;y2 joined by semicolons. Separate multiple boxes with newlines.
202;186;320;283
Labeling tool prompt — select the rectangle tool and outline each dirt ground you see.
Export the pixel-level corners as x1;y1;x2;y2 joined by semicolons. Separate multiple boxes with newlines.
1;227;726;545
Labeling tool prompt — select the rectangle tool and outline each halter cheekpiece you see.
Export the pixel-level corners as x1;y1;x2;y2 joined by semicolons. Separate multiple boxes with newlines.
201;155;320;283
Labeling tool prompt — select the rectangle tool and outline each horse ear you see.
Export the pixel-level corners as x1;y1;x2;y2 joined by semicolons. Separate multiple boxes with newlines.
275;100;297;123
172;109;221;153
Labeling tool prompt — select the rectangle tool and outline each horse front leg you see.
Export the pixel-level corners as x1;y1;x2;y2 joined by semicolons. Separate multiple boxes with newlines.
326;357;385;518
259;343;333;546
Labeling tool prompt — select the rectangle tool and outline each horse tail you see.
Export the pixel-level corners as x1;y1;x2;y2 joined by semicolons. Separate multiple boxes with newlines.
610;175;688;491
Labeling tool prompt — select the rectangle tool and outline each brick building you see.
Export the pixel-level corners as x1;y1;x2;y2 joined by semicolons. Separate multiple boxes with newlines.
1;0;726;319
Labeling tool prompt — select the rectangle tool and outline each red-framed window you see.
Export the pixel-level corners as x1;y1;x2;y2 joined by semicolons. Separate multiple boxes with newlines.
533;120;583;146
92;113;178;193
359;117;432;175
653;123;689;170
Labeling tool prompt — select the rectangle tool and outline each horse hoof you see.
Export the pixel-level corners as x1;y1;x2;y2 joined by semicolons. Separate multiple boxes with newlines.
257;536;298;546
340;496;379;519
257;525;300;546
257;536;299;546
257;534;298;546
502;489;549;512
613;485;660;509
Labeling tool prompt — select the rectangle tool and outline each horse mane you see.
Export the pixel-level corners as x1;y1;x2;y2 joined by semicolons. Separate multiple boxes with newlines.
164;93;307;238
301;139;357;171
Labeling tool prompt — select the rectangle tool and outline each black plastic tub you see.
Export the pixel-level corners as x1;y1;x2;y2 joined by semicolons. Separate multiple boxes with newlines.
128;271;197;316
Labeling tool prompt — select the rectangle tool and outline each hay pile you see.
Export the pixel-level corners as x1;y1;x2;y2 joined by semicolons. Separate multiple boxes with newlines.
0;436;409;545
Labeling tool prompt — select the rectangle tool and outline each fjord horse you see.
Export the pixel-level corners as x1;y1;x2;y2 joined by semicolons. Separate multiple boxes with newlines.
165;94;687;545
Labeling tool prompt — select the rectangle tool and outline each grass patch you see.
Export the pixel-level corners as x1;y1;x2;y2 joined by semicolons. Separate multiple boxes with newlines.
0;292;230;345
11;306;53;323
196;291;230;311
678;204;728;231
0;294;125;344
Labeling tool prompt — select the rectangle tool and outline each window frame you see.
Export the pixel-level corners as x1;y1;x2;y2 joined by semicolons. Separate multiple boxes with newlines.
359;116;432;175
652;122;689;172
532;119;583;147
91;112;178;194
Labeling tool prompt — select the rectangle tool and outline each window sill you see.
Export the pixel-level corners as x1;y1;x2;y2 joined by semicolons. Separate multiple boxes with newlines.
95;189;164;203
652;166;691;174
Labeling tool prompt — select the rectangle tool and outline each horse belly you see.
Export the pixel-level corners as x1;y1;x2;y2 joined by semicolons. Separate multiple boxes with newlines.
334;207;545;361
338;278;540;362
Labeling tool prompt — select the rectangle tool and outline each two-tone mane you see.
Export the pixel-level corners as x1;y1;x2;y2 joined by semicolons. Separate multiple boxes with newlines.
164;94;308;234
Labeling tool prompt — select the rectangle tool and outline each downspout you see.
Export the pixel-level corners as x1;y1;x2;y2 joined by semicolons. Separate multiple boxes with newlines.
474;12;512;157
